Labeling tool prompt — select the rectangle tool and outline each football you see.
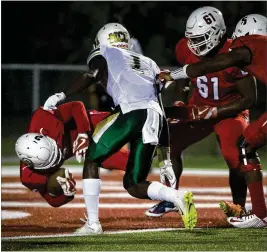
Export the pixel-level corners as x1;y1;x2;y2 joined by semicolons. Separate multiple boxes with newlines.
46;168;66;196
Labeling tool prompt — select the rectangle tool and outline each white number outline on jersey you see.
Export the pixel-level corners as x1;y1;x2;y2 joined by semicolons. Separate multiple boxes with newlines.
197;76;219;100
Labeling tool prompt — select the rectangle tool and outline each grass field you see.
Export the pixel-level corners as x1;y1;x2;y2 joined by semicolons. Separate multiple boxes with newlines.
2;229;267;251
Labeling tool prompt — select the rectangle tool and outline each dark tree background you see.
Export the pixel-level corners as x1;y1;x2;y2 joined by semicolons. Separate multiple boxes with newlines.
2;1;267;65
1;1;267;116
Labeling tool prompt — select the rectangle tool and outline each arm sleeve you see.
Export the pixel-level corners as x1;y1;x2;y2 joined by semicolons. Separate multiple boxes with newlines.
20;161;47;193
56;102;91;133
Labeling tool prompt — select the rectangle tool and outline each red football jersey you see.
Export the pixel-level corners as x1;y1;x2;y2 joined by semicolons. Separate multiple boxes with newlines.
175;38;248;106
230;35;267;85
19;103;128;207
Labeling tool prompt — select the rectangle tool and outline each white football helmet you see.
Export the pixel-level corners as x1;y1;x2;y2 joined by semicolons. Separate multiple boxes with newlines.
185;6;226;56
232;14;267;39
15;133;62;170
93;23;130;50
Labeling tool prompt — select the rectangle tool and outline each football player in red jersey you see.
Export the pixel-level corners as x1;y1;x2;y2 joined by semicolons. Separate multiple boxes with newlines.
15;101;128;207
146;6;258;220
159;13;267;228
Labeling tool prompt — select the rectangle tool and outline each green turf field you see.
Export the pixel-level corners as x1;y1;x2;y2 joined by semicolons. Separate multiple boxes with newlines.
2;229;267;251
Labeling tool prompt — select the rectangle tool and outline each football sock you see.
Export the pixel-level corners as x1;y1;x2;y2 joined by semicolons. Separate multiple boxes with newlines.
147;181;185;203
229;168;247;207
82;179;101;225
247;180;267;218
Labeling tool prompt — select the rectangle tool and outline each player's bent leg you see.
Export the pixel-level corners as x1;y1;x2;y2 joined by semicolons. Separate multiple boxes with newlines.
123;137;197;229
214;116;248;208
75;109;149;235
239;136;267;218
227;136;267;228
147;182;197;229
144;153;182;217
145;121;212;218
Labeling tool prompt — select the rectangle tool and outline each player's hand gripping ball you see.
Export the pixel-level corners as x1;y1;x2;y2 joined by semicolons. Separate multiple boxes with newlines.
46;168;76;197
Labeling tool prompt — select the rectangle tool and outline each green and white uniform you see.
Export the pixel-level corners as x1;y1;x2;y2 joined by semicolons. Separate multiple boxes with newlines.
87;45;163;188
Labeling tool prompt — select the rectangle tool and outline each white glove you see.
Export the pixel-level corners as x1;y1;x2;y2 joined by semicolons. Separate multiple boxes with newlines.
56;168;76;197
160;160;177;188
73;133;89;163
43;92;66;111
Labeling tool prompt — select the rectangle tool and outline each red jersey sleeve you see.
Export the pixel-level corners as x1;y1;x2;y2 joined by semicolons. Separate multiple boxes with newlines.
20;161;47;193
40;193;74;207
230;35;267;84
53;101;91;134
175;38;188;65
230;36;253;51
20;162;73;207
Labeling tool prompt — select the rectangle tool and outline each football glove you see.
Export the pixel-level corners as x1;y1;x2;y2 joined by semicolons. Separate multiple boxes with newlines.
167;101;186;124
56;168;76;197
160;160;177;188
187;105;217;121
73;133;89;163
43;92;66;111
158;70;173;83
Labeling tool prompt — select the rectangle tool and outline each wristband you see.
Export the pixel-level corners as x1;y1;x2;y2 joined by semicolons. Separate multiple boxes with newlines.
170;64;189;80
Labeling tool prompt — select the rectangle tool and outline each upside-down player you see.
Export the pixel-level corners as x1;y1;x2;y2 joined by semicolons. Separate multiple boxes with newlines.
15;101;128;207
160;14;267;228
43;22;198;235
146;6;257;221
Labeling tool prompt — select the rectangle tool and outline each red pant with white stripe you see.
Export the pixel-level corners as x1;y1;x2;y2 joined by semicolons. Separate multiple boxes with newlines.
244;112;267;148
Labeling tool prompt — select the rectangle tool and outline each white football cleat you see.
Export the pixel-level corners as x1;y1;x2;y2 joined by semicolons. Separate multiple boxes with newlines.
174;190;197;229
227;214;267;228
74;221;103;235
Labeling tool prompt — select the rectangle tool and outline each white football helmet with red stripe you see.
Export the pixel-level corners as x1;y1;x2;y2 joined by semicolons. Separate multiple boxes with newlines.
185;6;226;56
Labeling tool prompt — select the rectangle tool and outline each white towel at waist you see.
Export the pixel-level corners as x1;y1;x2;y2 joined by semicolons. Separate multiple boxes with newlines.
142;109;161;145
120;100;163;116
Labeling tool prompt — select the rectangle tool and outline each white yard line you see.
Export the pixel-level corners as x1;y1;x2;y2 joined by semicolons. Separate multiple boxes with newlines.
1;166;233;177
0;201;230;209
1;227;208;240
3;183;266;194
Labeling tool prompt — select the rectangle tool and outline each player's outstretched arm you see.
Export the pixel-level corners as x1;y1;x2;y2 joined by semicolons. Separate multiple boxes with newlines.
63;69;99;97
160;47;252;82
43;69;98;111
186;47;252;78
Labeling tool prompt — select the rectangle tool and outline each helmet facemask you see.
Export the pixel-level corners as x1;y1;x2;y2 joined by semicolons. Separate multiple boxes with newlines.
186;27;223;56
